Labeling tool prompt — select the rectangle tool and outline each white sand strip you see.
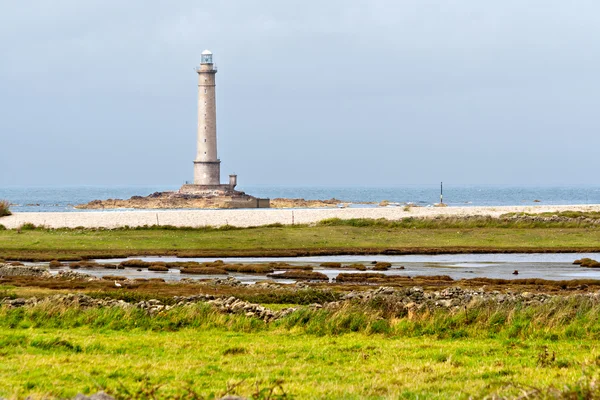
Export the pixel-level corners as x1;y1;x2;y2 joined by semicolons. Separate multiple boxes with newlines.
1;204;599;229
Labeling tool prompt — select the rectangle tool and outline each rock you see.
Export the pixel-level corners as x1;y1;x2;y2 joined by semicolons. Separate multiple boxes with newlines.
72;393;115;400
0;264;51;278
437;300;452;308
76;191;269;211
56;270;97;280
8;298;26;307
374;286;395;295
1;282;586;326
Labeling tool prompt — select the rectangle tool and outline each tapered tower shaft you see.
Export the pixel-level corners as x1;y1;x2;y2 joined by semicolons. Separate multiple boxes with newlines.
193;50;220;185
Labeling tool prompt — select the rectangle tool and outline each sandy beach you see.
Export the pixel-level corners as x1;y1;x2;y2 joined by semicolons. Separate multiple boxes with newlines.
1;204;599;229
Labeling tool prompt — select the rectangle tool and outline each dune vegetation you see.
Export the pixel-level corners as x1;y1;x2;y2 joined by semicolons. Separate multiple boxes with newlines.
0;200;10;217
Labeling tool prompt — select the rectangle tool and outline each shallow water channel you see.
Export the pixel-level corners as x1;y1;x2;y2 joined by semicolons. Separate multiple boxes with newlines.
45;253;600;284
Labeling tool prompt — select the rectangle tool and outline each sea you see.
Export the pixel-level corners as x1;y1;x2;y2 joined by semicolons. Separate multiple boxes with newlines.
1;185;599;213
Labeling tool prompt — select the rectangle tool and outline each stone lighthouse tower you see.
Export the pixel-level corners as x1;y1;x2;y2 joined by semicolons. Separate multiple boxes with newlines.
193;49;220;185
179;50;267;207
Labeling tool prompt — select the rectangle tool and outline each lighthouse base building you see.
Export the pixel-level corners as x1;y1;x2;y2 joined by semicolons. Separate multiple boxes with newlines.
180;50;269;208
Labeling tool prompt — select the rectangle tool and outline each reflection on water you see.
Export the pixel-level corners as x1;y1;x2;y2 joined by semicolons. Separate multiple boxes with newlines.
42;253;600;283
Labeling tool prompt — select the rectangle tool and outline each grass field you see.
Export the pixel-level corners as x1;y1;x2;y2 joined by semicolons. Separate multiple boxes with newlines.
1;217;600;261
2;216;600;398
2;299;600;399
4;328;599;399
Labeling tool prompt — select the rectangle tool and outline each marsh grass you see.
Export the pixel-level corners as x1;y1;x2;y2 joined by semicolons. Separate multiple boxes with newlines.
0;285;16;300
147;264;169;272
223;264;274;273
266;270;329;281
180;267;228;275
319;216;600;229
4;298;600;398
574;258;600;268
3;295;600;340
505;211;600;220
372;261;392;271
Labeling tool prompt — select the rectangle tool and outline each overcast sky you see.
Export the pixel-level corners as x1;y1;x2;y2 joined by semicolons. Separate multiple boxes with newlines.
1;1;599;187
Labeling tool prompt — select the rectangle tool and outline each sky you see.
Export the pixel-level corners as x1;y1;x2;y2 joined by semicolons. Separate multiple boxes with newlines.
1;0;599;187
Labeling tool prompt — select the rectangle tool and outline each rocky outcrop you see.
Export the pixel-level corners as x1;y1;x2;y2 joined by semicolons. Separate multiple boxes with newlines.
0;265;101;281
4;282;600;324
73;392;114;400
55;270;98;281
179;277;244;286
336;285;559;314
75;192;362;210
0;293;298;322
0;264;51;278
179;295;298;322
75;191;262;210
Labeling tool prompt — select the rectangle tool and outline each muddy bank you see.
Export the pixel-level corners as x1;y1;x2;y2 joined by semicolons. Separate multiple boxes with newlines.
3;269;600;300
4;246;600;263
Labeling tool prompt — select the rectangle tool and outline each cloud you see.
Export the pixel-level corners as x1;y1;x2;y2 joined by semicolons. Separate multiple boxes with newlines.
1;0;599;185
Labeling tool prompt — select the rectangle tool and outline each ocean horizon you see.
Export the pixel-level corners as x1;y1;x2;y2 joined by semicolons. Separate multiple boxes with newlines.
1;184;599;213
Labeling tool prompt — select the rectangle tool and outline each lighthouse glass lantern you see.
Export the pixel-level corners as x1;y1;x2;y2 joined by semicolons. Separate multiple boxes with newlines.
201;50;213;64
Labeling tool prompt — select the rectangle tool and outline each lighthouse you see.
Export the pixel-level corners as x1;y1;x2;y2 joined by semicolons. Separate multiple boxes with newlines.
193;49;220;185
179;50;268;208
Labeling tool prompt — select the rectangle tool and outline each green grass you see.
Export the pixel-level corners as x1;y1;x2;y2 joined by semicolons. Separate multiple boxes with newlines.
3;299;600;398
4;328;600;399
503;211;600;220
1;218;600;261
319;216;600;228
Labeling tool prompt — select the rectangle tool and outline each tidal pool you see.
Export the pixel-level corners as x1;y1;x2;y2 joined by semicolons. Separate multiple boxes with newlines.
44;253;600;283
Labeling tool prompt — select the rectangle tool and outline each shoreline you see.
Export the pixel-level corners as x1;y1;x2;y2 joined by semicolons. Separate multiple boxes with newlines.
1;204;600;229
